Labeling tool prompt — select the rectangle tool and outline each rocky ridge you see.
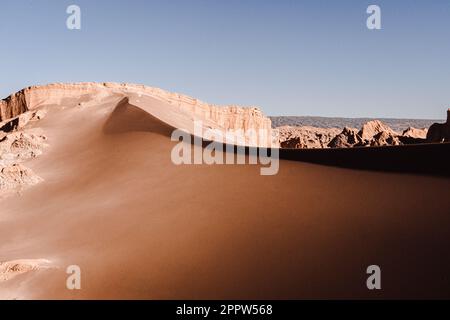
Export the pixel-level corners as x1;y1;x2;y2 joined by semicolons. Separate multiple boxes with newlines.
1;83;273;145
0;110;47;196
279;120;429;149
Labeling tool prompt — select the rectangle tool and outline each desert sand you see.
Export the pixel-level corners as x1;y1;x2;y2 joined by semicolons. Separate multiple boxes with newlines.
1;83;450;299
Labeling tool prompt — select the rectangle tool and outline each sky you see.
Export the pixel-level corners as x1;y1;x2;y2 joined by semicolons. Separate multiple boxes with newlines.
0;0;449;119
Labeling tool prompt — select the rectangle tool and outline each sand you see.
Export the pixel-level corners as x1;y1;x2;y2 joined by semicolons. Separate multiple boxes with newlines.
1;91;450;299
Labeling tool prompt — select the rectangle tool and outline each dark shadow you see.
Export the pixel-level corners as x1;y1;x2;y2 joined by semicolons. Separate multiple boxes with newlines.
279;143;450;177
103;97;450;178
0;117;19;133
196;142;450;177
103;97;175;137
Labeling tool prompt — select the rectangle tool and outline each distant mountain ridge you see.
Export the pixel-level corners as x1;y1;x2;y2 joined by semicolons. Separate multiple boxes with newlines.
270;116;442;132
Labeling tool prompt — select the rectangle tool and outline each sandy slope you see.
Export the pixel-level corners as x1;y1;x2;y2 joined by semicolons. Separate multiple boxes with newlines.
1;93;450;299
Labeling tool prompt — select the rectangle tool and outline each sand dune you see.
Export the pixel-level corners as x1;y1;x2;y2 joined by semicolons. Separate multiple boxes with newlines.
1;84;450;299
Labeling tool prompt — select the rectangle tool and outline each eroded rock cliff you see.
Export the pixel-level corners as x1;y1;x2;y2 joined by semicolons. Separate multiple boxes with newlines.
1;83;274;147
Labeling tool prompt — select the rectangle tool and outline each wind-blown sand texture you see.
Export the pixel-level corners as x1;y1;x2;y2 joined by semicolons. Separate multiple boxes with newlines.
1;83;449;299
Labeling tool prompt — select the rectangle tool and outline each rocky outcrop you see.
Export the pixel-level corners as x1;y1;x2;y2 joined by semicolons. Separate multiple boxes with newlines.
0;164;42;191
402;127;427;139
281;121;405;149
369;131;401;146
398;127;428;144
0;130;47;195
0;90;28;122
0;131;47;163
1;82;274;147
0;109;47;196
327;127;362;148
280;137;303;149
0;109;46;133
426;109;450;143
281;120;435;149
358;120;398;142
278;126;341;149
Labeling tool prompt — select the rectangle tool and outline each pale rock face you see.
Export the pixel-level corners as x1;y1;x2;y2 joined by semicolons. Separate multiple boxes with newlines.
358;120;398;142
0;110;45;133
0;164;42;191
0;109;47;195
0;131;47;162
1;82;274;147
402;127;428;139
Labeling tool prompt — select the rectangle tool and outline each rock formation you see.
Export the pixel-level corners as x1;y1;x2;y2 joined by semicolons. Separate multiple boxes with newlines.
3;83;447;151
358;120;398;142
402;127;428;139
0;164;42;191
278;126;341;149
369;131;401;147
0;109;46;133
398;127;428;145
0;110;47;196
1;83;274;147
280;137;303;149
327;127;362;148
280;120;434;149
0;90;28;122
0;131;47;162
426;109;450;143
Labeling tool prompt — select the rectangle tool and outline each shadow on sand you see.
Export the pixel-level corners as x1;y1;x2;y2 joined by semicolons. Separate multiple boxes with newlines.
279;143;450;177
104;97;450;178
103;97;175;137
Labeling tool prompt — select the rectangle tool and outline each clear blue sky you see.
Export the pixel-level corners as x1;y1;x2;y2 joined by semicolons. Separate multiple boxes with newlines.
1;0;449;119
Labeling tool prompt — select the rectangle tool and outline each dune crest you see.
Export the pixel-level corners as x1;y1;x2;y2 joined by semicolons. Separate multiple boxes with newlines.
1;82;274;147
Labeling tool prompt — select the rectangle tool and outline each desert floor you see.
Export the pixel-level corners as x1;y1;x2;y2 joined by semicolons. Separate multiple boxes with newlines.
1;94;450;299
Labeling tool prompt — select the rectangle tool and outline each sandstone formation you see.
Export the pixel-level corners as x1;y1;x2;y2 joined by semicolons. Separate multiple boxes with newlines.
1;83;274;147
278;126;341;149
327;127;362;148
358;120;398;142
0;90;28;122
0;131;47;163
369;131;401;147
280;137;303;149
398;127;428;145
402;127;428;139
0;109;46;133
280;120;434;149
426;109;450;143
0;110;47;195
0;164;42;191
